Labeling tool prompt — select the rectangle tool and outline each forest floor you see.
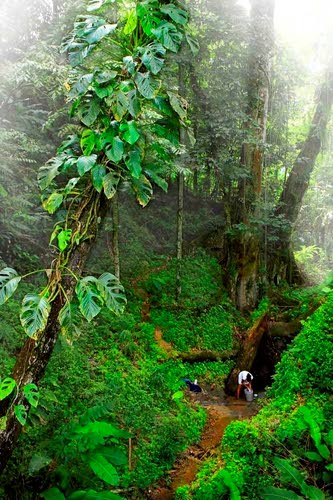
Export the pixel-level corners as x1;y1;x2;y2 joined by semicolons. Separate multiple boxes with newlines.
146;390;259;499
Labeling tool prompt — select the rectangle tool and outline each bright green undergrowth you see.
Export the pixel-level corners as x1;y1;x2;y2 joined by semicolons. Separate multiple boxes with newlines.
178;291;333;499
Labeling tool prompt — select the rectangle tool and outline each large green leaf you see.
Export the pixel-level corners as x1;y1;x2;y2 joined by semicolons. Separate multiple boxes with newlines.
260;486;304;499
58;301;74;332
97;273;126;314
123;8;137;34
160;4;188;25
69;490;124;500
151;22;183;53
121;121;140;144
125;149;142;178
77;97;101;126
86;23;117;44
77;421;130;438
14;404;28;426
20;294;51;339
95;446;128;466
134;72;157;99
95;70;118;83
145;167;168;192
273;458;307;495
80;129;97;155
87;0;116;11
89;454;119;486
141;43;166;75
69;74;94;98
112;91;129;121
38;156;65;190
75;277;103;322
0;267;21;305
43;192;64;214
136;1;161;36
105;136;124;163
131;175;152;207
0;377;16;400
23;383;39;408
91;164;106;192
303;485;326;500
127;89;141;117
185;32;200;55
77;154;98;176
28;454;52;474
102;172;120;199
58;229;72;252
41;487;66;500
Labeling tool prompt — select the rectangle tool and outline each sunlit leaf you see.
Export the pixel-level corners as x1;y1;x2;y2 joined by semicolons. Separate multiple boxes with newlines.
75;277;103;322
105;136;124;163
0;377;16;400
131;175;152;207
0;267;21;305
43;192;64;214
141;42;166;75
38;156;65;190
20;294;51;338
97;272;126;314
78;97;101;126
77;154;98;176
58;229;72;252
89;454;119;486
103;172;120;199
123;9;137;35
151;22;183;53
80;129;96;155
121;121;140;144
69;74;93;98
23;383;39;408
95;70;118;83
134;72;157;99
125;149;141;178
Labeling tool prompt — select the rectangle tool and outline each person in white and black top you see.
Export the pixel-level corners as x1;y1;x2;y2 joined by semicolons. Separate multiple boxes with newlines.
237;370;253;399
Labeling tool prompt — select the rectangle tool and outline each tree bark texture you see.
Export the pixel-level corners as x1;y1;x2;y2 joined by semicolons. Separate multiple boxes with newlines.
268;66;333;282
111;192;120;283
0;187;110;474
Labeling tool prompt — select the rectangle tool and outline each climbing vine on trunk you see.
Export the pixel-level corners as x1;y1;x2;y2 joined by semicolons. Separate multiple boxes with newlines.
0;0;196;474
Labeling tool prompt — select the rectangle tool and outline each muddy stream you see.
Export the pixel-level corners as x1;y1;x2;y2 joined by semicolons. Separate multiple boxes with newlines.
147;392;259;499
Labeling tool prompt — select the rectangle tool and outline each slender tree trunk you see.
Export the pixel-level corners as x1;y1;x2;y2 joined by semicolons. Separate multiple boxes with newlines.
112;192;120;282
0;188;110;473
268;66;333;282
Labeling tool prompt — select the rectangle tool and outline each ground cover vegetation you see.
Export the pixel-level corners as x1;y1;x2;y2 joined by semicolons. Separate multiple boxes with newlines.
0;0;333;498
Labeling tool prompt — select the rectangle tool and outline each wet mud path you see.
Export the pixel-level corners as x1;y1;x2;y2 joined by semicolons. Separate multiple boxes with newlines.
147;396;258;499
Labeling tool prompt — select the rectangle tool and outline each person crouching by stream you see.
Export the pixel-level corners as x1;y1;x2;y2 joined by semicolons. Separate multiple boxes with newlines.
237;370;253;399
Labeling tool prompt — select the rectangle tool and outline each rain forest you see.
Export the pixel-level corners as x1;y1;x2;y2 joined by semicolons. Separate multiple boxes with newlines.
1;0;333;498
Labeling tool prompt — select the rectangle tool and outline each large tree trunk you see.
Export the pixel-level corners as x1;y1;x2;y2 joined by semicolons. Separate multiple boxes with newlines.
268;66;333;283
111;192;120;282
0;187;110;473
224;0;275;310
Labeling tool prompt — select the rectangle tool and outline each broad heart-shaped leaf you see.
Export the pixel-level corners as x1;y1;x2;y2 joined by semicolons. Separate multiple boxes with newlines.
131;175;153;207
85;23;117;44
95;70;117;84
141;42;166;75
89;454;119;486
43;192;63;214
69;73;93;98
77;97;101;126
260;486;304;499
91;164;106;192
97;273;126;314
125;149;142;178
38;156;65;190
77;421;131;438
105;136;124;163
160;4;188;25
136;1;161;36
58;229;72;252
111;91;129;121
102;172;120;199
23;383;39;408
123;8;137;34
20;294;51;339
68;489;125;500
95;446;128;466
151;22;183;53
80;129;96;155
134;72;157;99
77;154;98;176
75;276;103;322
167;91;187;120
121;121;140;145
0;267;21;305
0;377;16;400
41;487;66;500
14;404;28;426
